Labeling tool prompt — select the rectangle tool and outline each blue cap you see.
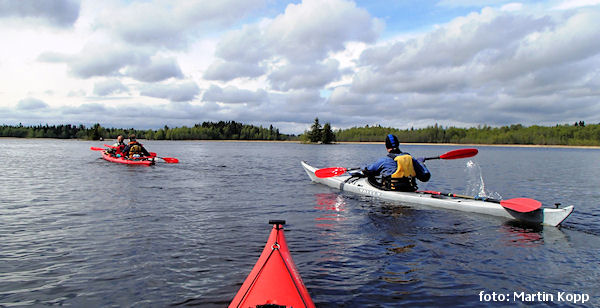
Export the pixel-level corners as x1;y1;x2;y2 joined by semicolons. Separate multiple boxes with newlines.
385;134;399;149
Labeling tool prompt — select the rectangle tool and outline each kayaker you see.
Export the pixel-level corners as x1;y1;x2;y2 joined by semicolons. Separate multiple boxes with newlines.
110;135;126;155
361;134;431;191
121;134;151;158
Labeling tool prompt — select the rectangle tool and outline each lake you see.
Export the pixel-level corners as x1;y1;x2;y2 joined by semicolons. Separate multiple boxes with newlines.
1;139;599;307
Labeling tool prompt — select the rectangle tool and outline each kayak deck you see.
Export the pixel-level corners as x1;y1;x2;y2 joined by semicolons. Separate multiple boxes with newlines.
301;161;573;227
229;220;315;308
101;151;155;166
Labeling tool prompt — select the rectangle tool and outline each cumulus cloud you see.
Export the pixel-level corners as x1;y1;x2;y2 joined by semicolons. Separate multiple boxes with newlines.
99;0;265;49
0;0;80;27
4;1;600;133
126;56;184;82
17;97;49;110
268;59;341;91
202;85;268;105
39;45;183;83
553;0;600;10
38;43;148;78
139;81;200;102
332;7;600;128
94;79;129;96
208;0;382;82
61;103;107;115
203;60;265;81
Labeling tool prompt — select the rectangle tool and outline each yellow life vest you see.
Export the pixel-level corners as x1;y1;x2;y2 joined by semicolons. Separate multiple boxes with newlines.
128;142;143;157
390;154;416;178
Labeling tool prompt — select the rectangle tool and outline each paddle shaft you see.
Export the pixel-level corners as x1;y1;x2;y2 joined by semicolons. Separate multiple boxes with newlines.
421;190;501;203
420;190;542;212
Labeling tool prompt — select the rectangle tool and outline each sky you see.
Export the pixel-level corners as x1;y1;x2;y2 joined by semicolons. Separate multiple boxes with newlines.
1;0;600;134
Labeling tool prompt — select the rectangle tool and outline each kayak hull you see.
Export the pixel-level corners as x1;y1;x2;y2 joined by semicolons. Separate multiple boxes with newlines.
229;221;314;308
101;151;155;166
301;161;573;227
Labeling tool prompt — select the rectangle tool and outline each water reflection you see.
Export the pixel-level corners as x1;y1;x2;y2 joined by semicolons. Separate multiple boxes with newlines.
498;221;567;247
499;223;544;247
313;193;347;228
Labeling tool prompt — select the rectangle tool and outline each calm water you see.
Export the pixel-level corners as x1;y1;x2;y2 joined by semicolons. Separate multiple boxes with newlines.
1;139;599;307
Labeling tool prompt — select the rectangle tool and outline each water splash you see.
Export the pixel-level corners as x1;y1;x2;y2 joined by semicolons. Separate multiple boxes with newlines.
465;160;502;199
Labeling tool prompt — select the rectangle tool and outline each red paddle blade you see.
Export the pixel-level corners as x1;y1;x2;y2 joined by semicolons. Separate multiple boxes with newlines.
500;198;542;213
161;157;179;163
90;147;105;151
149;152;157;157
439;148;478;160
315;167;348;178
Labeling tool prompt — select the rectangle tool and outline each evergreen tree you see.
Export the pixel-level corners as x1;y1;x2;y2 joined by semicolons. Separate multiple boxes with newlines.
309;117;322;143
321;122;335;144
89;123;102;140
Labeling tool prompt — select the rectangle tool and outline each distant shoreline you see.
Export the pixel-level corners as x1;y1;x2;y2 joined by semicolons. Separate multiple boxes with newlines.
2;137;599;149
335;141;600;149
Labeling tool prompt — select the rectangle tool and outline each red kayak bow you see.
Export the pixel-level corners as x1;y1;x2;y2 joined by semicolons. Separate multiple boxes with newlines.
229;220;315;308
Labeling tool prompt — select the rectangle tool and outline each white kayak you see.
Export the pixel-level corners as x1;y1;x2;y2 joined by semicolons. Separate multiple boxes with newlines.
301;161;573;227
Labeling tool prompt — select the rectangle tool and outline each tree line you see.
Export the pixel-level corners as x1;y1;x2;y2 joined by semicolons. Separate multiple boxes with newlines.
334;122;600;146
3;121;600;146
1;122;296;141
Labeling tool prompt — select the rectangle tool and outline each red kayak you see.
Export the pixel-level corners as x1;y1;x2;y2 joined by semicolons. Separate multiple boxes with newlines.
229;220;315;308
100;151;155;166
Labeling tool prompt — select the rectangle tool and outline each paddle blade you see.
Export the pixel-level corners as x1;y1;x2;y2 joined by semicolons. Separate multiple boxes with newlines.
160;157;179;163
90;147;105;151
439;148;478;160
315;167;348;178
500;198;542;213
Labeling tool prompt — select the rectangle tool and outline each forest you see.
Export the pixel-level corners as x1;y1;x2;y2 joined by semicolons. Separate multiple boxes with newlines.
0;121;294;141
333;122;600;146
2;121;600;146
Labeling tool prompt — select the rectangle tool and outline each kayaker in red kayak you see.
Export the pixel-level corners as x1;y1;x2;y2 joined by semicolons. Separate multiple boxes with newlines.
122;134;151;158
106;135;126;156
361;134;431;191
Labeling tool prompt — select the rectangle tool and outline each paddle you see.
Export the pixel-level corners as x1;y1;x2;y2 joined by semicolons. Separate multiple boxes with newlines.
149;152;179;164
420;191;542;213
315;148;479;178
90;147;105;151
424;148;478;160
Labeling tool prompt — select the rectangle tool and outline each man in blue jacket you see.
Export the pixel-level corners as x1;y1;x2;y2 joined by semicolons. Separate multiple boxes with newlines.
362;134;430;191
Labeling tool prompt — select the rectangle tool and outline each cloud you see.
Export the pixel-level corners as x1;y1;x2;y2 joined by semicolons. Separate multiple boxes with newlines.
203;60;265;81
93;79;129;96
264;0;382;62
126;56;184;82
208;0;383;82
3;1;600;134
39;45;183;82
0;0;80;27
436;0;510;8
553;0;600;10
38;43;149;79
268;59;341;91
61;103;107;115
16;97;49;110
202;85;268;105
139;81;200;102
319;6;600;129
99;0;266;49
